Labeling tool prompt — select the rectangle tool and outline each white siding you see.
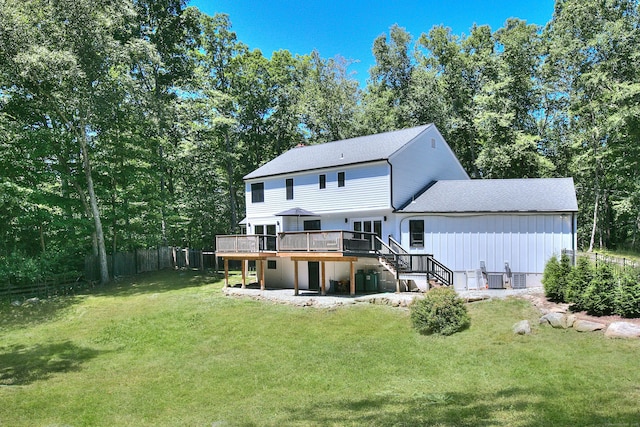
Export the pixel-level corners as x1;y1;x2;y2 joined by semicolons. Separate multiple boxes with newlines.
400;214;574;274
245;162;391;219
390;126;469;208
263;258;384;290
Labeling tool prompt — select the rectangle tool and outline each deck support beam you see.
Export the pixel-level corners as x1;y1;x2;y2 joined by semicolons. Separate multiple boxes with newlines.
241;259;246;288
294;260;299;296
260;259;265;290
224;259;229;288
350;261;355;296
321;261;326;296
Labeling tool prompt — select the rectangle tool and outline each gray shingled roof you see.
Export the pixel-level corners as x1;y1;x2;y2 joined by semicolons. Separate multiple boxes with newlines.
399;178;578;213
244;124;433;180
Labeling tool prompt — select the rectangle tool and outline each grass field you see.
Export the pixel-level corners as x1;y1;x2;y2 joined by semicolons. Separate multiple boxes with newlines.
1;270;639;426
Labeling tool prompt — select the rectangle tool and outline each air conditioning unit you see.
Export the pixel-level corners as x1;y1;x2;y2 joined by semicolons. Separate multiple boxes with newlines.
487;274;504;289
512;273;527;289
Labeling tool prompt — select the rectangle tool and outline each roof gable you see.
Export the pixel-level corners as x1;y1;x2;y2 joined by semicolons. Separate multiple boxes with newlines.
244;124;433;180
399;178;578;213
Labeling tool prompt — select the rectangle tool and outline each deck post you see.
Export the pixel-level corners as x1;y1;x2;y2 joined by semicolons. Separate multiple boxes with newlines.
294;260;299;296
321;261;326;296
350;260;355;296
224;258;229;288
241;259;246;288
260;259;265;290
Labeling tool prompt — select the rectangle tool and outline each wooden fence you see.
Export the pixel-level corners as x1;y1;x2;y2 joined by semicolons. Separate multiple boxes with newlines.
84;247;217;282
0;271;89;302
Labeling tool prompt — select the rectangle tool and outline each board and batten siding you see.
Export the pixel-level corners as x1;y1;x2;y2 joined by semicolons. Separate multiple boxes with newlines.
401;214;575;274
245;161;391;217
389;126;468;209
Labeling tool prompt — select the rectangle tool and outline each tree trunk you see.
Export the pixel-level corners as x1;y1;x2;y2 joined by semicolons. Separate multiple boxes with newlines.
80;127;109;285
225;130;237;232
39;224;45;253
588;192;599;252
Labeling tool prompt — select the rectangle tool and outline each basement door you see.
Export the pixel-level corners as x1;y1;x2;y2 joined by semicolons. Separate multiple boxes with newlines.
308;261;320;291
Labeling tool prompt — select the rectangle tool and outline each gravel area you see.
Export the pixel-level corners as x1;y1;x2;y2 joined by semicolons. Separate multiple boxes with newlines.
222;285;545;309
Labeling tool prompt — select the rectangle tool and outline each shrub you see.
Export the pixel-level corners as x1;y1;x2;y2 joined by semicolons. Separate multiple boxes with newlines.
410;287;470;336
542;255;563;302
564;256;593;310
615;269;640;318
582;264;616;316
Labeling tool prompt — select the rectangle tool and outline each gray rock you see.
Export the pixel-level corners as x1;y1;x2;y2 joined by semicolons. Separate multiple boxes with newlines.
573;319;606;332
540;312;567;328
11;300;21;307
604;322;640;339
565;314;577;328
22;297;40;306
513;320;531;335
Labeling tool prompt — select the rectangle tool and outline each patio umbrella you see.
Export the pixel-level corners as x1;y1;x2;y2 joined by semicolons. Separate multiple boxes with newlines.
276;207;318;231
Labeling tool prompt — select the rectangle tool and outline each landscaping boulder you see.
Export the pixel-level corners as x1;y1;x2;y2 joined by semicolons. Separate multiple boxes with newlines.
573;320;606;332
604;322;640;339
513;320;531;335
540;312;567;328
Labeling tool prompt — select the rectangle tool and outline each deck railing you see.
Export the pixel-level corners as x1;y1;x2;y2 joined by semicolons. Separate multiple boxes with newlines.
215;235;277;253
216;231;379;253
278;230;378;252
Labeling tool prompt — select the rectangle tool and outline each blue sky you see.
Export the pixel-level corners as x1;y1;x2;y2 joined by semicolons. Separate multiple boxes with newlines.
189;0;557;87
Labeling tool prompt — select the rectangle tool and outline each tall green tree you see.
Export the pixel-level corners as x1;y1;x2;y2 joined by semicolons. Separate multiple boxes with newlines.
545;0;640;250
474;19;553;178
363;24;414;133
0;0;156;283
298;50;361;143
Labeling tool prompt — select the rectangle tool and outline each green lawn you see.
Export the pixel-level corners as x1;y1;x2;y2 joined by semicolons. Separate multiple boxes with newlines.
1;271;639;426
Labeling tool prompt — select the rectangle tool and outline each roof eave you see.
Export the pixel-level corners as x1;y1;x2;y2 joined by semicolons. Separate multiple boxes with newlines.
244;158;389;181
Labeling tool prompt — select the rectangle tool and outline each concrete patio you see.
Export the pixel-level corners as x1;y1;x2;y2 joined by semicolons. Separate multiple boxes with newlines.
222;285;544;308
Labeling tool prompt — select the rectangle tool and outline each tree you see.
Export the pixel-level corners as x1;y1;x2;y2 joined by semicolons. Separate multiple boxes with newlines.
544;0;640;250
363;24;414;133
298;50;361;143
473;19;553;178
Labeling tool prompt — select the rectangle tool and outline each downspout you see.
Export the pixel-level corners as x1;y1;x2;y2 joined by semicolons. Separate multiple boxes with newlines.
571;212;576;265
387;159;395;211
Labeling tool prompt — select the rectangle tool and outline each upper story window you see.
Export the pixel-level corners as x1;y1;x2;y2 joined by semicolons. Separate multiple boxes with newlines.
319;174;326;189
409;220;424;247
338;171;345;187
286;178;294;199
251;182;264;203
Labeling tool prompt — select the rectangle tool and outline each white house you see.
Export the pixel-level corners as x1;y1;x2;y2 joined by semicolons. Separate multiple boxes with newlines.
216;124;578;294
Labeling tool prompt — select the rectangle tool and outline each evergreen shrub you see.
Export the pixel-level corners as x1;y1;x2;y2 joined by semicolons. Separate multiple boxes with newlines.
542;255;563;302
410;287;470;336
615;269;640;318
582;264;616;316
564;256;593;310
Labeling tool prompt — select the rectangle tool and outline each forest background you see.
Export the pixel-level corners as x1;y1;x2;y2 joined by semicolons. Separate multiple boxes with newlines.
1;0;639;284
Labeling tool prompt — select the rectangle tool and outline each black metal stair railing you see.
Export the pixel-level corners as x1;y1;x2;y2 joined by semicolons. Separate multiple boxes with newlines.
374;236;453;287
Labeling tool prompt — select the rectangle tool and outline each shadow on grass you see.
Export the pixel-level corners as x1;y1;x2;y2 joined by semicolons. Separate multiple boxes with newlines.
89;269;222;298
280;387;640;426
0;296;82;331
0;341;102;386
